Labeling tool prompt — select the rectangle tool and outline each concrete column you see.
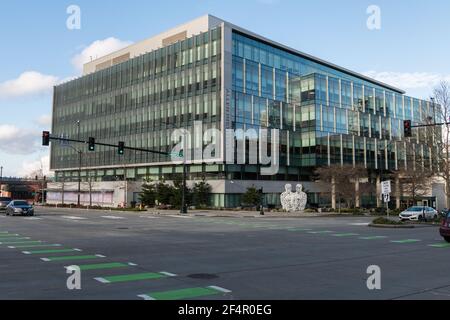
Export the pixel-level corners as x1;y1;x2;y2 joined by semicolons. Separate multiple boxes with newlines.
376;175;381;208
355;179;360;208
331;176;336;210
395;175;401;209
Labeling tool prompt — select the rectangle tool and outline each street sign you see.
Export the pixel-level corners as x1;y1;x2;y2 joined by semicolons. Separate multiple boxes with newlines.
381;180;391;195
383;193;390;203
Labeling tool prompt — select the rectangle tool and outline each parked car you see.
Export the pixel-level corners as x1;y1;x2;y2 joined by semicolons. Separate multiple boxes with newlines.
440;210;450;243
399;206;438;222
5;200;34;216
0;197;12;210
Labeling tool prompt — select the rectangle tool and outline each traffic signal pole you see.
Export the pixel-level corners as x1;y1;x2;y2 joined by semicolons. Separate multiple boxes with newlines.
43;133;188;213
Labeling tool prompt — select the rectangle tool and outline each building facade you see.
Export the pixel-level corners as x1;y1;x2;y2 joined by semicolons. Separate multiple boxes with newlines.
48;15;442;208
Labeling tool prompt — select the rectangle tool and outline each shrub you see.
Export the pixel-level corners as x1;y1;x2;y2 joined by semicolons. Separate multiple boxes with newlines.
372;217;403;225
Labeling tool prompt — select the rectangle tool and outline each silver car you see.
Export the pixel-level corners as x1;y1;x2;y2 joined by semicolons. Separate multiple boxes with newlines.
6;200;34;216
399;206;438;222
0;197;12;211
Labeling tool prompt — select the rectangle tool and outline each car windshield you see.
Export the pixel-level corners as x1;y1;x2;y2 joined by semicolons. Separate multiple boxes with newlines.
13;201;29;206
407;207;425;212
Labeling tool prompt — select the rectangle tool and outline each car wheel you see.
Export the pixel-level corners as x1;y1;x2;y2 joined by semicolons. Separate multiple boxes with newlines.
418;215;424;222
444;237;450;243
434;214;438;220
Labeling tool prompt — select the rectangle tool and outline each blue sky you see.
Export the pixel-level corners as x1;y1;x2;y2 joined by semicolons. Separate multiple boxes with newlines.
0;0;449;177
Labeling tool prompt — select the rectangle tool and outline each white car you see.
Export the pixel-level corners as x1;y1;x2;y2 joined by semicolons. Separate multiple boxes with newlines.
399;206;438;222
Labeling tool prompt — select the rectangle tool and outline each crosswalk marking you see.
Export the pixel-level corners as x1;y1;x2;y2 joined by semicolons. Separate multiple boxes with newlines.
138;286;231;300
428;243;450;248
101;216;125;220
168;215;192;219
390;239;421;244
61;216;87;220
94;272;170;284
359;236;387;240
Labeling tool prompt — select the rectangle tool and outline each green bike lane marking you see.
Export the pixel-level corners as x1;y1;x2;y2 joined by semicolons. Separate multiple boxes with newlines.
359;236;388;240
0;231;9;234
0;237;31;241
0;234;20;237
0;240;42;245
428;243;450;248
94;271;176;284
138;286;231;300
41;254;106;262
331;233;360;237
390;239;422;244
308;230;334;234
23;248;81;255
65;262;137;271
9;244;61;249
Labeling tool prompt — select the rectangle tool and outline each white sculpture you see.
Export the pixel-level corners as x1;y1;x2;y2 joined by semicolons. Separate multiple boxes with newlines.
281;183;307;212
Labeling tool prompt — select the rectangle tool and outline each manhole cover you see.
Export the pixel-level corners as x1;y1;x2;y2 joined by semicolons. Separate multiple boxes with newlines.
117;227;129;230
187;273;218;279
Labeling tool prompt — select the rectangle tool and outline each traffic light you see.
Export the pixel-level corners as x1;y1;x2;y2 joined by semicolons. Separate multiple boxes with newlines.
118;141;125;155
88;137;95;151
403;120;412;137
42;131;50;146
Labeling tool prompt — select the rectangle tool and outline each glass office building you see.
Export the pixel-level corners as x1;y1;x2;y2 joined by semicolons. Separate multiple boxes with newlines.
50;15;439;207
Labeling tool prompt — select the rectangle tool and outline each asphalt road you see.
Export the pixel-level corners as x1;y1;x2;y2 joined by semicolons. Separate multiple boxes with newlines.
0;207;449;300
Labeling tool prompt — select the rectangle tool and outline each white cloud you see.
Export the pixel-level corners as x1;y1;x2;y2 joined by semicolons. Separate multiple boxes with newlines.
71;37;132;73
18;155;51;178
0;124;39;155
36;114;52;126
0;71;59;99
364;70;450;91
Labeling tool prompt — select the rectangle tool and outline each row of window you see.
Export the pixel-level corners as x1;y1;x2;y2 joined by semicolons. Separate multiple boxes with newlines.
233;57;436;123
55;28;221;105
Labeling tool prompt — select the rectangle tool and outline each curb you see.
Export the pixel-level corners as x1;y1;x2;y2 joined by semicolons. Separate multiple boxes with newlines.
368;223;415;229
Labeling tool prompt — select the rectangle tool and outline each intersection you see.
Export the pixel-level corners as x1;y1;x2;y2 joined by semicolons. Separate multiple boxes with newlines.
1;207;449;300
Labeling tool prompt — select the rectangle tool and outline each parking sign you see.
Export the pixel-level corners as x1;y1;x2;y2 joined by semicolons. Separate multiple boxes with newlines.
381;180;391;195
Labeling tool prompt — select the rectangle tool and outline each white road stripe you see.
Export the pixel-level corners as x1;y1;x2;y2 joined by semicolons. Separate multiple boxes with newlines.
208;286;232;293
137;294;154;300
94;277;110;284
95;254;106;258
101;216;125;220
349;222;370;226
61;216;87;220
41;258;50;262
23;217;42;220
159;271;177;277
168;215;192;219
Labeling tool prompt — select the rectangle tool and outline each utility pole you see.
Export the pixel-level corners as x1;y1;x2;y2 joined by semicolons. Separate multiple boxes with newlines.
0;166;3;180
180;131;187;214
76;120;82;207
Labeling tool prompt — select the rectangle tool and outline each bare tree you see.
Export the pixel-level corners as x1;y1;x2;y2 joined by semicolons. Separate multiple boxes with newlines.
315;164;370;210
395;168;433;207
430;81;450;207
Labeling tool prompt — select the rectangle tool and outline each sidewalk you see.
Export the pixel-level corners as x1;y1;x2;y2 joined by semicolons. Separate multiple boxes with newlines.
37;205;370;218
144;208;371;218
